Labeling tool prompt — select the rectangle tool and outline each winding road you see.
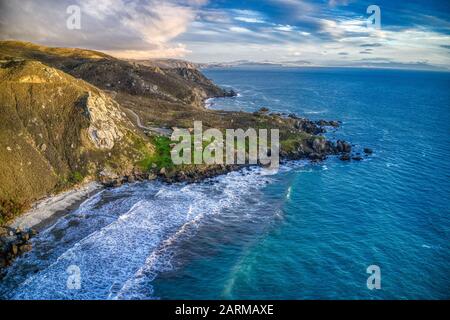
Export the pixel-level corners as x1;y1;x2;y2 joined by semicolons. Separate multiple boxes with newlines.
124;108;172;137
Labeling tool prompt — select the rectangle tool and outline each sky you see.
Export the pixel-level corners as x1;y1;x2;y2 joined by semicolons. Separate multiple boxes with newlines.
0;0;449;69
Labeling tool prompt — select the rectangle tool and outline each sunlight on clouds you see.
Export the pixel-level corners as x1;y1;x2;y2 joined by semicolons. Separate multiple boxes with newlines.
105;44;192;59
80;0;200;58
0;0;448;68
229;26;252;33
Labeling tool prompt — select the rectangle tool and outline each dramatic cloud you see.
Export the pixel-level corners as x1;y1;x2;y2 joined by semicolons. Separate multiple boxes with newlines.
0;0;205;58
0;0;449;69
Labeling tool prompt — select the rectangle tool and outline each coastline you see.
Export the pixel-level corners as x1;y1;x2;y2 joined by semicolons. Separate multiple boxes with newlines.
0;79;357;274
9;182;102;232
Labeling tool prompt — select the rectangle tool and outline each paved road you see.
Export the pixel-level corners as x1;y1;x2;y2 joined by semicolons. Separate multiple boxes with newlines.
124;108;172;137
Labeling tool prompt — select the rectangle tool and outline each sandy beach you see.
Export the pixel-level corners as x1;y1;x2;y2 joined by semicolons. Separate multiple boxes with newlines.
9;182;102;232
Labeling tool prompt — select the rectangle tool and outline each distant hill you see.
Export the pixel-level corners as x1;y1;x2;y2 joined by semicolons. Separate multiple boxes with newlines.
129;58;203;70
0;41;229;108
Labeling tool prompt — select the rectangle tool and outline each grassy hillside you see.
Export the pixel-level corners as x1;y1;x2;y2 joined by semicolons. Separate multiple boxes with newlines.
0;59;153;224
0;40;229;108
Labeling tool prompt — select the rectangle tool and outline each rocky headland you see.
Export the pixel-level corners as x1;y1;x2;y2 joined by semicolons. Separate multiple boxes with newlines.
0;40;370;269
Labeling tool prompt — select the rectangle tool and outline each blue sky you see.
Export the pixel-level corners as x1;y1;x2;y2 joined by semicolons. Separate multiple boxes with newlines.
1;0;449;69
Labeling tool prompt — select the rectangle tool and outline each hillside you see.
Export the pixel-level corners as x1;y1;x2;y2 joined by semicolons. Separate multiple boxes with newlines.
0;41;230;108
0;59;153;223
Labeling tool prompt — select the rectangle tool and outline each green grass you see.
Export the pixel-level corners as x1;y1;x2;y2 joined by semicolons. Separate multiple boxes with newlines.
137;135;173;171
69;171;84;184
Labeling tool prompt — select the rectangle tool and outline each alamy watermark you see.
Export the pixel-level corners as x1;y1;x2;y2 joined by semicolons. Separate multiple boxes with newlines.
366;5;381;30
170;121;280;170
66;5;81;30
366;265;381;290
66;264;81;290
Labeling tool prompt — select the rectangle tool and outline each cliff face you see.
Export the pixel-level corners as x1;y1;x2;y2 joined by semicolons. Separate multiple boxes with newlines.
0;59;153;223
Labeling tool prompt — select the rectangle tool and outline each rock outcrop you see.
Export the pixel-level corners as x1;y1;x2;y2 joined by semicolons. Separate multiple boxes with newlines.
0;226;36;275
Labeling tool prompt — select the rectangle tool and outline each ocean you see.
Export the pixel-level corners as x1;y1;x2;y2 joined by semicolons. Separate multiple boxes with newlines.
1;67;449;299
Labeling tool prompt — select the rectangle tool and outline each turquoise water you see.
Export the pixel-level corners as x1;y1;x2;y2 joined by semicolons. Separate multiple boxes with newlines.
1;67;449;299
154;67;450;299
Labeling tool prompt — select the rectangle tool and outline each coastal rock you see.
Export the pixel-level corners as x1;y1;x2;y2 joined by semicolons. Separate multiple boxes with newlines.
309;152;326;161
316;120;340;127
223;89;237;97
336;140;352;153
364;148;373;154
340;153;351;161
0;227;37;273
295;120;324;135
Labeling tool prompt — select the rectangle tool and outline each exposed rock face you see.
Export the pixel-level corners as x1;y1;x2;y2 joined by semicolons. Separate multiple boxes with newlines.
81;92;124;149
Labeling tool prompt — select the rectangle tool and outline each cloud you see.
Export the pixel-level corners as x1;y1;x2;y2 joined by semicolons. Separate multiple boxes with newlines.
360;43;383;47
0;0;449;69
0;0;207;59
235;16;266;24
229;26;252;33
275;25;294;32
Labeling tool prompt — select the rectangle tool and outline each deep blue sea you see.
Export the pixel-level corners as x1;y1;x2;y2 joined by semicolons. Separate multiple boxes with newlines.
1;67;449;299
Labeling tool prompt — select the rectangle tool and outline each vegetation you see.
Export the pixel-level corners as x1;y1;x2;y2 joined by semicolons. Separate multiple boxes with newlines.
136;135;173;171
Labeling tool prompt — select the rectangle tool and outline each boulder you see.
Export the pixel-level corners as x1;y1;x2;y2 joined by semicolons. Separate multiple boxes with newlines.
336;140;352;153
309;152;326;161
19;244;32;254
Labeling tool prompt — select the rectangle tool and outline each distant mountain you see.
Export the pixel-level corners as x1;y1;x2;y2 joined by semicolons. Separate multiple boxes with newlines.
202;58;446;71
203;60;313;68
129;58;204;70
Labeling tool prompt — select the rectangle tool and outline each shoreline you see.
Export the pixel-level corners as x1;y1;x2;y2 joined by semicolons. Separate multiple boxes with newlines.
1;91;360;271
9;182;102;232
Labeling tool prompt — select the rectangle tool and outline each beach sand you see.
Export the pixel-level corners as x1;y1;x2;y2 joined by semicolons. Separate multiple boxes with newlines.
9;182;102;232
